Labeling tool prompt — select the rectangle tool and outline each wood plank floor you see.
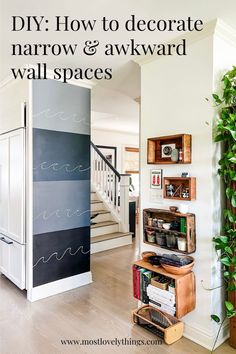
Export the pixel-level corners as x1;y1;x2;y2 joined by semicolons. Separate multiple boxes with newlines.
0;241;235;354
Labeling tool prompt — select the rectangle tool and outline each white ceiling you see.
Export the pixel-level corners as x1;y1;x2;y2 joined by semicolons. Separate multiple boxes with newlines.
1;0;236;133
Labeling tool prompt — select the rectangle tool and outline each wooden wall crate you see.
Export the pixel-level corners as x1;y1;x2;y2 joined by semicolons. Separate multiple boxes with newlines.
133;260;196;319
147;134;191;164
132;305;184;344
143;208;196;254
163;177;196;201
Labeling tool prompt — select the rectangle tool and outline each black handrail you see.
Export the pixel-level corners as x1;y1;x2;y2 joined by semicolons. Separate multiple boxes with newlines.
91;141;121;179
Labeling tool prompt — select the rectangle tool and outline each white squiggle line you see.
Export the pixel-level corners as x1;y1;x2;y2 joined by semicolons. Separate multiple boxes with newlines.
33;109;89;125
34;209;90;221
33;246;90;268
33;162;90;173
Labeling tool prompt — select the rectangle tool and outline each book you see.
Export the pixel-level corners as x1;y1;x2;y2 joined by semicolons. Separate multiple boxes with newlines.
141;270;152;304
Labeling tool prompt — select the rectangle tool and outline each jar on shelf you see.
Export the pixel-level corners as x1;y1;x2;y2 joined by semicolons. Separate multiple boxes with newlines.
177;237;187;251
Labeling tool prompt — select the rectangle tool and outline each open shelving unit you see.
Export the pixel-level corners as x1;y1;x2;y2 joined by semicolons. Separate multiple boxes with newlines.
143;208;196;254
147;134;192;164
133;259;196;318
163;177;196;201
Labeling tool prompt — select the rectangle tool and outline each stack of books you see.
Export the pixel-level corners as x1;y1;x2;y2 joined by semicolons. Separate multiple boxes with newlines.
132;265;153;304
147;284;176;316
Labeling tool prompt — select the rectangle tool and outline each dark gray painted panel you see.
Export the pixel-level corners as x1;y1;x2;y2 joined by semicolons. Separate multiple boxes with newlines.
33;227;90;287
33;128;90;181
33;180;90;235
32;79;90;135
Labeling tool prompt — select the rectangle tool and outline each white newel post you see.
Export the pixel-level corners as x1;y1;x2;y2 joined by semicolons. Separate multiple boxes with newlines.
119;174;130;232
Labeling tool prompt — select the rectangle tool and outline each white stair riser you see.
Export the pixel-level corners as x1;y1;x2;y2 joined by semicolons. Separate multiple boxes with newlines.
92;213;113;223
90;193;98;201
91;224;119;237
91;202;104;212
91;235;132;254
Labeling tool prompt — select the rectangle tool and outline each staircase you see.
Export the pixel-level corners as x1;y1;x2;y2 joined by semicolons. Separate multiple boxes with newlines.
91;143;133;253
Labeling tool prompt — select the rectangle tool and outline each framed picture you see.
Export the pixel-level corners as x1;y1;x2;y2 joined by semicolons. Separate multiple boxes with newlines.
96;145;117;168
161;143;176;158
151;169;162;189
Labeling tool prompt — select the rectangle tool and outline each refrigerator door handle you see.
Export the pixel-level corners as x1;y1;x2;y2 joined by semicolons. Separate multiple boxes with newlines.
0;236;13;245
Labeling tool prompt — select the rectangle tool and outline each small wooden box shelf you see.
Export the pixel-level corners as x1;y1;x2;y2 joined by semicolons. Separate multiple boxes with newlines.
143;208;196;254
133;259;196;318
163;177;196;201
147;134;191;164
132;305;184;344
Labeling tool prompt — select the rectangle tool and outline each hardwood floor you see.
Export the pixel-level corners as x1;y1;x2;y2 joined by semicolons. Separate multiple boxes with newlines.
0;241;235;354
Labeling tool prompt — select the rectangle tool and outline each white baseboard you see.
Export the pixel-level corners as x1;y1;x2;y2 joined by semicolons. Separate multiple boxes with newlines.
27;271;92;302
184;320;229;350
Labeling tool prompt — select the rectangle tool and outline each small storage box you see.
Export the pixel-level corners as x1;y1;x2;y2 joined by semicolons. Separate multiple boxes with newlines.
132;305;184;344
151;276;169;290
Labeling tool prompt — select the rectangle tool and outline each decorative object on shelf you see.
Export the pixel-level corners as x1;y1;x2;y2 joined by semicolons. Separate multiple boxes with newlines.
132;305;184;344
171;148;179;162
156;233;167;246
168;280;175;294
151;169;162;189
152;218;158;227
181;172;189;178
146;229;156;243
169;206;178;213
141;251;157;262
148;255;162;266
163;177;196;201
162;144;176;158
177;237;187;252
163;223;171;230
166;234;177;248
157;219;164;228
143;208;196;254
148;217;153;226
147;134;192;164
160;254;194;275
151;275;170;290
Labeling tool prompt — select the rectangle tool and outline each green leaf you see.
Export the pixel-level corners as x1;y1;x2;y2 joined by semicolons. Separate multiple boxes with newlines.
219;236;228;243
224;271;230;277
232;195;236;208
229;157;236;164
225;246;233;255
211;314;220;323
220;257;231;266
213;94;223;104
225;301;234;312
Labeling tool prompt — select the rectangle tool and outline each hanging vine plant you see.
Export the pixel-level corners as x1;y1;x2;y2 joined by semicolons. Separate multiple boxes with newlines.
211;66;236;349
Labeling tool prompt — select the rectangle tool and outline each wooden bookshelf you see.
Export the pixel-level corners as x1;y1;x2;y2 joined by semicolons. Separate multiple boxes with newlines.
133;259;196;318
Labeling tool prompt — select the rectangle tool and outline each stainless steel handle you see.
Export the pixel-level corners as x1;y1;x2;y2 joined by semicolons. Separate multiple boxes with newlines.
0;237;13;245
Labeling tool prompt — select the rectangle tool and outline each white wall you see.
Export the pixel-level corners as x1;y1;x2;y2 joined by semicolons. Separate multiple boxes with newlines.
92;128;139;193
139;22;236;349
91;128;139;173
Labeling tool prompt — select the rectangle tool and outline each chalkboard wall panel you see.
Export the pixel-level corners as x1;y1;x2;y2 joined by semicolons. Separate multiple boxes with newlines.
33;128;90;182
32;79;90;135
33;180;90;235
32;79;90;288
33;227;90;287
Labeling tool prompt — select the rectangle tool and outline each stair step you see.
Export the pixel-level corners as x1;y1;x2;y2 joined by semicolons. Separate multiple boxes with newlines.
91;232;131;244
91;200;103;204
91;210;110;216
91;220;117;229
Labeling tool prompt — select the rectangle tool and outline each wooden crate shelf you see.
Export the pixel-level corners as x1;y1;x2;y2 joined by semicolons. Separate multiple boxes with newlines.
147;134;191;164
163;177;196;201
133;259;196;318
143;208;196;254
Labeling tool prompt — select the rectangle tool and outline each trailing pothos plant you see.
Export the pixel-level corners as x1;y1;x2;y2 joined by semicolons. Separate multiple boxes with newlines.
211;66;236;348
